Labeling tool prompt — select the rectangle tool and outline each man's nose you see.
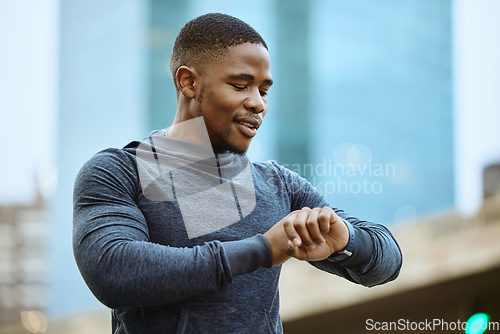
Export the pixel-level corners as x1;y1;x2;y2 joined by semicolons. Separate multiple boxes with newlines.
244;88;265;114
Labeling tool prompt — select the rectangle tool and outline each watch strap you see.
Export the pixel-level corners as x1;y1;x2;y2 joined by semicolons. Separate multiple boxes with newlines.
327;218;355;262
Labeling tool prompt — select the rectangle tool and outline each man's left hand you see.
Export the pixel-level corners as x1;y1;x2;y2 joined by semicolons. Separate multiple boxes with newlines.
283;207;349;262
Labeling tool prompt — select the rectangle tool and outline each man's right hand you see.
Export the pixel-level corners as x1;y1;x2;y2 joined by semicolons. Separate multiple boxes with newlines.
263;211;297;266
263;207;348;266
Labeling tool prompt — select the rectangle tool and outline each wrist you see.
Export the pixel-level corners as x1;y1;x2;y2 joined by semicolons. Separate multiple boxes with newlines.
328;218;355;262
223;234;273;277
263;231;290;266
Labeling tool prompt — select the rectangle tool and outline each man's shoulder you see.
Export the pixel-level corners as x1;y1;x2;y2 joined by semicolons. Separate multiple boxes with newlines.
251;159;294;177
78;145;139;178
92;145;137;163
251;159;280;173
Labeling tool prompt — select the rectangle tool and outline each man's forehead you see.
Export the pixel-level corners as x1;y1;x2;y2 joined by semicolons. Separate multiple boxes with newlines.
217;43;268;63
217;44;271;76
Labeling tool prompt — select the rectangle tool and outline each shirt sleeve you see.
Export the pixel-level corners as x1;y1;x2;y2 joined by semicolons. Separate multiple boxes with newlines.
72;149;271;309
270;161;402;287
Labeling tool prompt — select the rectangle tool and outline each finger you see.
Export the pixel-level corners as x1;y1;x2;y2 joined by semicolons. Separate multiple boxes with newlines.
286;239;309;260
286;239;299;256
330;211;343;226
283;215;302;247
318;207;334;233
294;208;315;246
305;208;325;244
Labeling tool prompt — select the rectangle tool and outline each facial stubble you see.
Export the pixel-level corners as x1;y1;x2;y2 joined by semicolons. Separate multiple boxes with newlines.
197;87;248;155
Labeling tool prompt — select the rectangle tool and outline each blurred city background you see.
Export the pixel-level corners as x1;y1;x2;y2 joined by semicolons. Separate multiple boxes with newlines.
1;0;499;333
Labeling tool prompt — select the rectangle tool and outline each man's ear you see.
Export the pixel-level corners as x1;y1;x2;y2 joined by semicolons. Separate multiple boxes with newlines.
176;66;196;99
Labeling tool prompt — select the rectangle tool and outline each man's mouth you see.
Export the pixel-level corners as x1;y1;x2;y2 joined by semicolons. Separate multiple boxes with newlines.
237;121;258;129
235;116;261;129
235;116;262;137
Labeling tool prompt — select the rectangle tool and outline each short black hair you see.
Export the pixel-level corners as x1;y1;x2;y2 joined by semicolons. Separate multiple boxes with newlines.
170;13;268;89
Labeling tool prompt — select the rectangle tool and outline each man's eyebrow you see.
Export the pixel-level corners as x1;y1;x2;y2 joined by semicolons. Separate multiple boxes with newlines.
228;73;273;86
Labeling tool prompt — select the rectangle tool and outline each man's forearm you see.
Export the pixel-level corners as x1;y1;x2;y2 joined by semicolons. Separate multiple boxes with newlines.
309;221;402;287
74;231;272;309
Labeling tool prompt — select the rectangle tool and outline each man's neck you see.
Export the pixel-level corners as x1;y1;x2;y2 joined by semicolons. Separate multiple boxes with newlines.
166;116;212;147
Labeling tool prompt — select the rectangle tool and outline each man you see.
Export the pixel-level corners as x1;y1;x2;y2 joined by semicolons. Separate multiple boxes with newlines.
73;13;402;333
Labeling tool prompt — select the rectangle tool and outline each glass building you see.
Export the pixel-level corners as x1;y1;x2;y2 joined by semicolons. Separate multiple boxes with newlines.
1;0;499;333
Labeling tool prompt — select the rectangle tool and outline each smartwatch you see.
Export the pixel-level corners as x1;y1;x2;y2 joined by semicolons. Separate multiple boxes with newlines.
327;218;355;261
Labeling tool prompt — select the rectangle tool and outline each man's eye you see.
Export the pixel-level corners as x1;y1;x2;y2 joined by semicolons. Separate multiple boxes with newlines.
231;84;246;90
260;90;268;97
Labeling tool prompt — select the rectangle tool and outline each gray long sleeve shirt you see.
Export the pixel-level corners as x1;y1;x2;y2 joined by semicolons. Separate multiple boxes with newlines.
73;131;402;333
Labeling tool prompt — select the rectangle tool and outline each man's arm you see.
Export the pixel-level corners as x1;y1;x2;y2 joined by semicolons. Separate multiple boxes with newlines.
264;206;402;287
264;207;349;266
73;149;272;309
308;215;402;287
269;161;402;287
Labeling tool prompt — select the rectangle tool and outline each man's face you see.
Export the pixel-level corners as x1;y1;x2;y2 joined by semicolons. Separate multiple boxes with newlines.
194;43;273;154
